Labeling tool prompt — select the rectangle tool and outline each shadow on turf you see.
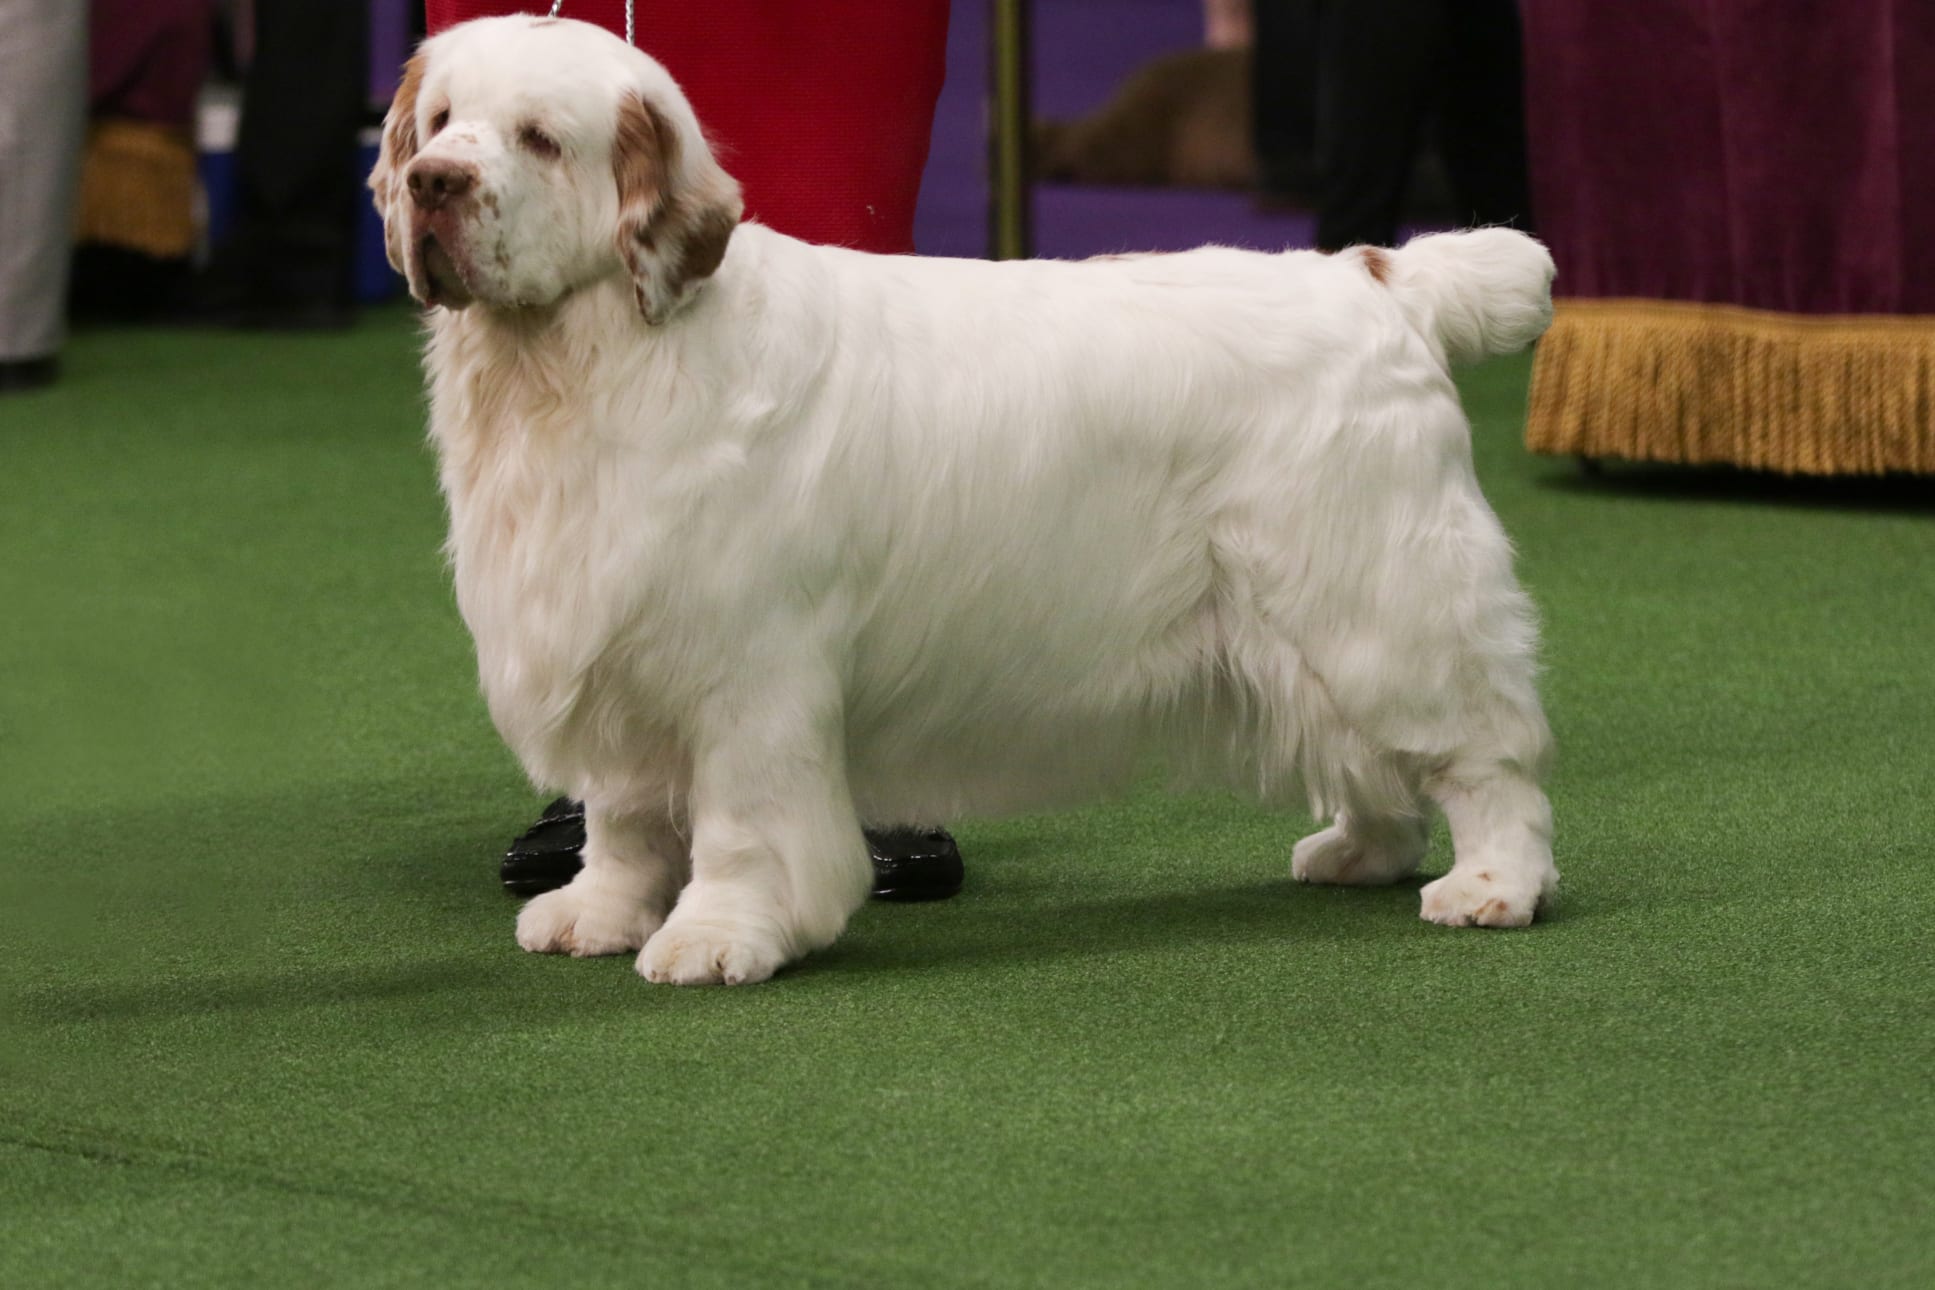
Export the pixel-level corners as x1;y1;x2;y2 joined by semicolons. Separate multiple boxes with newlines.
798;831;1573;981
15;781;1566;1020
17;957;496;1025
18;870;1556;1019
1539;459;1935;515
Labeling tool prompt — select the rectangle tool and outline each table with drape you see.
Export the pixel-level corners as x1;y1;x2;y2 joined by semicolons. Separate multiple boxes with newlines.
1520;0;1935;475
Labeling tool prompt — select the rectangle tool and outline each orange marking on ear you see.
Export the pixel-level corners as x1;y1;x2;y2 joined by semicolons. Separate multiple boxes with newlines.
611;92;741;324
611;91;670;220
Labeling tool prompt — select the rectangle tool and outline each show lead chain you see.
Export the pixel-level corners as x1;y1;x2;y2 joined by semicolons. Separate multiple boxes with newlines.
546;0;634;46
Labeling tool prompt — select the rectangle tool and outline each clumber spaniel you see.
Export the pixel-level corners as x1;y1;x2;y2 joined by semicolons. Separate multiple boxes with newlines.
370;16;1559;985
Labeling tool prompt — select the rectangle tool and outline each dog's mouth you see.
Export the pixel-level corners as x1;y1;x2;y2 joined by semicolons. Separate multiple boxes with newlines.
419;231;475;309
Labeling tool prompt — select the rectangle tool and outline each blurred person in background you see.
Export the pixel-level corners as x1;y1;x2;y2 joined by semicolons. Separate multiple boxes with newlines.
0;0;86;393
69;0;214;323
196;0;370;328
1259;0;1532;250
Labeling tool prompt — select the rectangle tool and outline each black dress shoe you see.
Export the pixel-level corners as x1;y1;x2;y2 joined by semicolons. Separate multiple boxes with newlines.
498;797;587;897
864;827;965;902
500;798;964;901
0;356;58;394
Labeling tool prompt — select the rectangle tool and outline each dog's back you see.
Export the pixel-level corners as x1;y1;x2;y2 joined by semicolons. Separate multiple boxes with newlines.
665;228;1557;826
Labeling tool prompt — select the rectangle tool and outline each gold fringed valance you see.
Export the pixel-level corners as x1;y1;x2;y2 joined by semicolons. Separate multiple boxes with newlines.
75;119;199;261
1525;298;1935;477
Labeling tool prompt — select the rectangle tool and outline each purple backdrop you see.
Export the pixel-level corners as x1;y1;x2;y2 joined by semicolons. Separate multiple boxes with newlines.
914;0;1323;259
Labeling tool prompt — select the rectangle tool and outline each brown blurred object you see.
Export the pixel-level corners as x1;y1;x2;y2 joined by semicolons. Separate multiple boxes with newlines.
1033;36;1454;212
1034;48;1256;189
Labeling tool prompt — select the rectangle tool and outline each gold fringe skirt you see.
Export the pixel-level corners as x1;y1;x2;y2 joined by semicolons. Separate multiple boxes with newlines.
1525;298;1935;476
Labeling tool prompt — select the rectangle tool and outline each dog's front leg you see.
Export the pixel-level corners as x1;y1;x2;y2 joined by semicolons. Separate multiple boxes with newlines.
516;808;686;956
637;676;871;986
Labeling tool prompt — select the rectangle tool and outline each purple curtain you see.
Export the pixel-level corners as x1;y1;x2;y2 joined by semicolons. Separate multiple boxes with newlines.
1522;0;1935;315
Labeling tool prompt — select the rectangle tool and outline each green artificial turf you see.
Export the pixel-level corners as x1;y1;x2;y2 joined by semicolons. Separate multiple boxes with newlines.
2;312;1930;1288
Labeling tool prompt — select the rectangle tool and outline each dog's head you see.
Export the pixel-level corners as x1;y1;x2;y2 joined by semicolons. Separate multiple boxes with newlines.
369;16;742;322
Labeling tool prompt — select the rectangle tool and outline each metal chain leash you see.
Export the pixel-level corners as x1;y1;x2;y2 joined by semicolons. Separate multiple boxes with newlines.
547;0;635;46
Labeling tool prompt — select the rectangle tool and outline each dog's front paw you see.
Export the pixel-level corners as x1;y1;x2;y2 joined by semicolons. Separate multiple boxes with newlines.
636;892;792;986
636;926;784;986
516;876;666;957
1292;823;1421;886
1418;868;1545;928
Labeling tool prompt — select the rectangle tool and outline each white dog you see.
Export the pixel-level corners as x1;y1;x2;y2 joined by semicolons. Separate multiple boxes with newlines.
371;16;1559;986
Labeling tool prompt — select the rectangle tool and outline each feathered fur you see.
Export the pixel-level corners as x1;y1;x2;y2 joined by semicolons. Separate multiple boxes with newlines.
374;16;1560;985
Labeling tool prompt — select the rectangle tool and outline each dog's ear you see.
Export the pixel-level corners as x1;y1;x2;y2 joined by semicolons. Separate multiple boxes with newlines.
612;90;743;325
369;52;427;279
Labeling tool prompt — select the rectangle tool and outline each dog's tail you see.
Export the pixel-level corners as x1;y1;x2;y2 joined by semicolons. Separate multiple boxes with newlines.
1372;228;1555;367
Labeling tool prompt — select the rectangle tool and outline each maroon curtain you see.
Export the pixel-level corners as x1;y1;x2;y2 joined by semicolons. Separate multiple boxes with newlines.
1522;0;1935;315
89;0;212;129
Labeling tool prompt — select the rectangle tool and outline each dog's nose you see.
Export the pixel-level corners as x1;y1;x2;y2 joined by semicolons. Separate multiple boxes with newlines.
408;159;478;211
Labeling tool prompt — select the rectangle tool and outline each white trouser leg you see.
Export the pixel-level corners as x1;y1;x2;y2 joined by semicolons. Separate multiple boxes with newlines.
0;0;86;362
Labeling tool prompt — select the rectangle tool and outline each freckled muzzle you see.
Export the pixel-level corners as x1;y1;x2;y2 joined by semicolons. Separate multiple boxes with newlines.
405;157;483;308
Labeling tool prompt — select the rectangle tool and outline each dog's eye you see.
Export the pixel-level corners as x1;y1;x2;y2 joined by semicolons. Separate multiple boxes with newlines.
518;124;562;160
429;106;450;136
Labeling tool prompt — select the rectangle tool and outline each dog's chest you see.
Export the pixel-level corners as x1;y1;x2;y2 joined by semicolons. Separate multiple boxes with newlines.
432;390;694;761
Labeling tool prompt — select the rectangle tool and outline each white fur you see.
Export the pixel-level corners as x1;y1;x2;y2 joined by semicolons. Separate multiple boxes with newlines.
376;17;1560;985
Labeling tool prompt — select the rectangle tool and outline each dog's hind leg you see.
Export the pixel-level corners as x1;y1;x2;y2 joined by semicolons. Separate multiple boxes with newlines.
1285;694;1432;887
516;809;687;957
1418;759;1554;928
1261;480;1556;925
1291;791;1431;887
1295;611;1555;928
1216;629;1433;887
637;666;872;986
1406;519;1557;929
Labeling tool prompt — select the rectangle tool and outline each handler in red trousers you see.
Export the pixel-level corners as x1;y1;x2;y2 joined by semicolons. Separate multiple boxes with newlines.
424;2;967;901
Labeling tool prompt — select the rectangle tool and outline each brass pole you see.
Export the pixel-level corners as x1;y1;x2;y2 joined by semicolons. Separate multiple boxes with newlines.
988;0;1032;260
